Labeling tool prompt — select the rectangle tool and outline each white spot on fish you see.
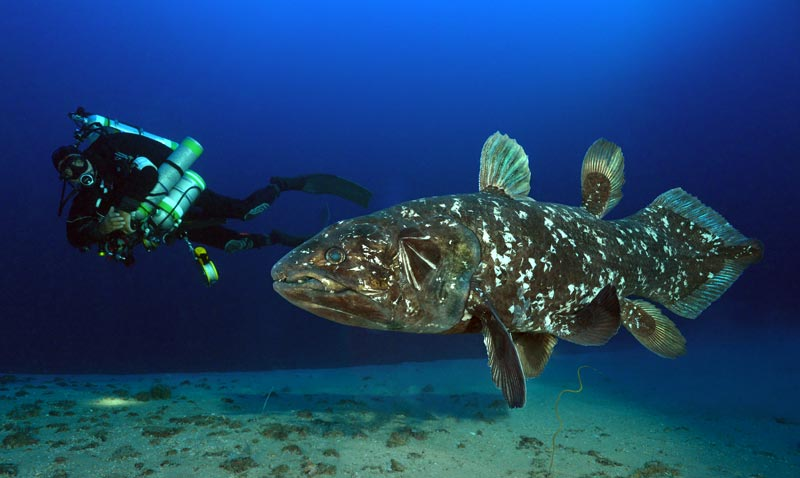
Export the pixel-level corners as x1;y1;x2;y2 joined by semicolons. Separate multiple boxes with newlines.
449;199;462;216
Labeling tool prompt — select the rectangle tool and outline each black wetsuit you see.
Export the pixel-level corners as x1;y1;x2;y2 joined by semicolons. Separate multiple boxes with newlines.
65;132;277;257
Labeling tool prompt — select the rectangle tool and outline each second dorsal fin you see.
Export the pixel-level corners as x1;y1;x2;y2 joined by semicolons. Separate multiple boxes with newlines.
581;138;625;218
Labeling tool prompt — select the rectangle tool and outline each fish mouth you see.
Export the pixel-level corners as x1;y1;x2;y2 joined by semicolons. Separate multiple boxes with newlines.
272;268;388;329
273;270;349;294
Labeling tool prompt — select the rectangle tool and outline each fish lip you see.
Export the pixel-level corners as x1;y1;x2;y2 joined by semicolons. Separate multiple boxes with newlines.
272;280;387;330
272;270;349;293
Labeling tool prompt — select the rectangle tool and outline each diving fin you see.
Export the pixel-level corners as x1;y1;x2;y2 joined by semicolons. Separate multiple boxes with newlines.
272;174;372;208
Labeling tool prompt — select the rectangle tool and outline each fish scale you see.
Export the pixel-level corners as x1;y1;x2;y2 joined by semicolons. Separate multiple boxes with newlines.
384;194;672;338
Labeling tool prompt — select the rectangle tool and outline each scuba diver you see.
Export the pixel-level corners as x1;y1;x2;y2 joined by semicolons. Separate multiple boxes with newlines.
53;107;371;284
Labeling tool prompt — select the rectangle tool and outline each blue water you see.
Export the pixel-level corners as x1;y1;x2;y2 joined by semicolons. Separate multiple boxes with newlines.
0;0;796;389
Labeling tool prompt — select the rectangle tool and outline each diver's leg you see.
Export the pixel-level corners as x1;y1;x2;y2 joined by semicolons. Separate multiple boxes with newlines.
241;173;374;220
269;229;309;247
241;185;281;220
188;226;306;253
187;226;268;253
194;188;281;221
193;190;247;220
196;175;371;222
269;174;372;208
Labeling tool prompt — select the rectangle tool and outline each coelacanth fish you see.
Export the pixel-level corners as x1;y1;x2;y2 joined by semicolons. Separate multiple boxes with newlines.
271;132;763;408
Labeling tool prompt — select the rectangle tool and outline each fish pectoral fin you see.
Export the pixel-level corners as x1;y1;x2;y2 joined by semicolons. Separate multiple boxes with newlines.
395;221;481;326
512;332;558;378
475;302;527;408
562;284;621;346
580;138;624;218
397;230;441;290
478;132;532;199
621;298;686;358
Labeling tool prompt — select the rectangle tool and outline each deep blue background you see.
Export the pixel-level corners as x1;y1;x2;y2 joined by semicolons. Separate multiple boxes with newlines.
0;1;797;373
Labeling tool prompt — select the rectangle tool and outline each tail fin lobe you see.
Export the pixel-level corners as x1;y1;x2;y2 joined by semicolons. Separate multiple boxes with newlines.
649;188;762;318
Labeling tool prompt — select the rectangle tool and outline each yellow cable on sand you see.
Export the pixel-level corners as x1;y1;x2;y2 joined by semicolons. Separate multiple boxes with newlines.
549;365;595;477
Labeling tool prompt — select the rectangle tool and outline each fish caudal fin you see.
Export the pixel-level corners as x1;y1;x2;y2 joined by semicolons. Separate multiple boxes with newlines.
648;188;764;318
581;139;625;218
621;299;686;358
479;132;532;199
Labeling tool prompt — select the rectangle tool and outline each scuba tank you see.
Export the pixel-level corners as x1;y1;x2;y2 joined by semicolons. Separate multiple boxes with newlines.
67;107;219;285
132;136;206;239
70;107;180;151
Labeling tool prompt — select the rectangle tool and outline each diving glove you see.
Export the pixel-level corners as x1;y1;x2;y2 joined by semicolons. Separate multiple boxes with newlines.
271;174;372;208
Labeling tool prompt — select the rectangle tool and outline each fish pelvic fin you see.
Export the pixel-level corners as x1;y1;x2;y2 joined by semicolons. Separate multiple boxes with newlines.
512;332;558;378
476;301;527;408
621;298;686;358
647;188;763;318
581;138;625;218
479;132;532;199
560;285;622;346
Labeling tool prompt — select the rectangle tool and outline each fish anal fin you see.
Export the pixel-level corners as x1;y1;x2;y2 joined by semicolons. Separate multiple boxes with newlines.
562;284;621;346
621;298;686;358
479;132;532;199
475;301;527;408
581;138;624;218
512;332;558;378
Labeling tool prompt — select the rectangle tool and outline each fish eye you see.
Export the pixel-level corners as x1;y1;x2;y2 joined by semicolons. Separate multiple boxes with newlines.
325;247;346;264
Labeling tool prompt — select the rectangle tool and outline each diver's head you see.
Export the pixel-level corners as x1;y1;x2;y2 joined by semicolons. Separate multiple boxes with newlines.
52;145;95;187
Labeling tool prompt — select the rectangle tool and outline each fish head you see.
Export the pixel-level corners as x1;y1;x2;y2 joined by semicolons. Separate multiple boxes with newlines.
271;209;482;333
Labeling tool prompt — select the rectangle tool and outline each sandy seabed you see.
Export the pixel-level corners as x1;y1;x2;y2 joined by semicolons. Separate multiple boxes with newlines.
1;343;797;478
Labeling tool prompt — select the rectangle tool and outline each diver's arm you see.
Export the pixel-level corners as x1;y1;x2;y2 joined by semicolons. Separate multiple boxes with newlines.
66;215;104;248
66;194;132;248
65;191;103;248
85;133;162;212
117;160;158;212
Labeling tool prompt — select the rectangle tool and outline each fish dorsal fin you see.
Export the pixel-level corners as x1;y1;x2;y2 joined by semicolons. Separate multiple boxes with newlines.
581;138;625;218
620;298;686;358
479;132;531;199
512;332;558;378
475;300;526;408
561;285;621;346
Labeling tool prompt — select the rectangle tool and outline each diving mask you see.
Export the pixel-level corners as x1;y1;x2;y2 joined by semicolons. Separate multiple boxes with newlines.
59;154;95;187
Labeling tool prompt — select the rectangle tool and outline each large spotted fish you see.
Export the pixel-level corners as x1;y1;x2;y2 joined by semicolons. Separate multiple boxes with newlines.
271;133;763;408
